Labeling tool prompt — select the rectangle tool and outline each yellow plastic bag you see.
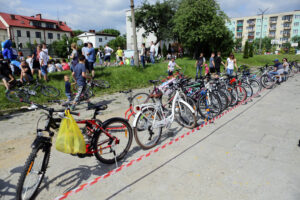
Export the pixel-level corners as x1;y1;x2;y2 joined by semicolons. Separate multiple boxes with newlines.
55;110;86;154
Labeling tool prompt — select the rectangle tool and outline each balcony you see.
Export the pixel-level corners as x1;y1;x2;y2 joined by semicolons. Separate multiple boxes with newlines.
283;26;291;30
248;35;254;39
269;27;276;31
237;23;243;26
283;33;290;37
247;22;255;26
237;29;243;32
268;34;275;38
270;20;277;24
283;18;292;23
236;35;242;39
248;29;255;33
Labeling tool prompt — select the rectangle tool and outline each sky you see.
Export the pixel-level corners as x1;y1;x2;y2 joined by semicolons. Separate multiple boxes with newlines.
0;0;299;34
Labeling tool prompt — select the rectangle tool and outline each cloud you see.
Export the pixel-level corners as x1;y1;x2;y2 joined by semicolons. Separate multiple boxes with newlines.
0;0;299;34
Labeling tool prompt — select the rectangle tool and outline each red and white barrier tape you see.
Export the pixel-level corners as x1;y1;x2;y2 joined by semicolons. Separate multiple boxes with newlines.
54;83;273;200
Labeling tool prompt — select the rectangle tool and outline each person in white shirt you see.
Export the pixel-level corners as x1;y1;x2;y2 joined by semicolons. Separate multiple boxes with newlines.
168;57;181;76
39;44;49;81
139;43;146;68
26;55;33;71
150;41;156;64
225;53;238;76
104;45;114;67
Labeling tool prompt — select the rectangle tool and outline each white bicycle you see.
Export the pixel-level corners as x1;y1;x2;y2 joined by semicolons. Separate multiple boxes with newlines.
132;80;197;149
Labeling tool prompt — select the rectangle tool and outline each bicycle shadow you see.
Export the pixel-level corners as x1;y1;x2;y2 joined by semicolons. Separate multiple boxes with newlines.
0;166;23;200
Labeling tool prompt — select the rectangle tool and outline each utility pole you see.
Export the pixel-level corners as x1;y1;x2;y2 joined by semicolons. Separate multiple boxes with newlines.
130;0;139;66
258;8;269;54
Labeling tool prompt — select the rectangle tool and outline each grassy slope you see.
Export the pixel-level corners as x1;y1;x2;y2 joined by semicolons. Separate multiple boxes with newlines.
1;53;300;110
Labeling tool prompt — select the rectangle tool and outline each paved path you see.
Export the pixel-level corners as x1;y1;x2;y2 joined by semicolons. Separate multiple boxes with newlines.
1;76;300;200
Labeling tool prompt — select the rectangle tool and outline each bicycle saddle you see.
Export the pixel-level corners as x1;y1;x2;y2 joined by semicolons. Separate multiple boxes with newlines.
87;102;108;111
149;80;160;84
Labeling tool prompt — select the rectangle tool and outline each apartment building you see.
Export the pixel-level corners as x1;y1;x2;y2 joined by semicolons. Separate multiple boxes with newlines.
77;31;116;48
226;10;300;49
0;12;72;48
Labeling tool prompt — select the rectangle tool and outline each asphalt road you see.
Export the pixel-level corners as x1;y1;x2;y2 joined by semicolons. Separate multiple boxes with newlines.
1;75;300;200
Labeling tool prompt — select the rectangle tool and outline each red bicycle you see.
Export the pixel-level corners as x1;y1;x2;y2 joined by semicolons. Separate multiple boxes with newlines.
16;101;133;200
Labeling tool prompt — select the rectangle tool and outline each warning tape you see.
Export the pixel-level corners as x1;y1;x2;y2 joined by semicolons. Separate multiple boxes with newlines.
54;82;274;200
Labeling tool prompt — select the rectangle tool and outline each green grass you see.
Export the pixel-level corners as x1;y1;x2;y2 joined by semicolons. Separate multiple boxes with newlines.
1;53;300;111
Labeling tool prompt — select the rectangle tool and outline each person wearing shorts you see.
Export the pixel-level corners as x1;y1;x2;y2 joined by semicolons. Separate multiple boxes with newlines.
104;45;113;67
39;45;49;81
32;45;42;80
0;56;15;93
20;61;33;83
209;52;215;74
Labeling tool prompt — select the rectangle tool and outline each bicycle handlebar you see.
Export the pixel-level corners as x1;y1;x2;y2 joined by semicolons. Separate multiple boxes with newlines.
20;99;80;116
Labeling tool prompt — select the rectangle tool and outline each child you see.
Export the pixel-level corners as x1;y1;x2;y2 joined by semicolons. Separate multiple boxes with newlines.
64;75;72;102
130;56;134;66
205;64;209;76
26;55;33;71
62;59;70;71
47;60;56;73
55;60;63;72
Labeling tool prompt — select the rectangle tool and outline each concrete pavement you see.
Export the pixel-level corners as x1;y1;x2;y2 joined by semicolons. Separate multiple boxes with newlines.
1;75;300;200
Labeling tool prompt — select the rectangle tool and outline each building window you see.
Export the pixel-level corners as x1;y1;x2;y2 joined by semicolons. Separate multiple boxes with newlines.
256;32;260;36
26;31;30;38
294;15;300;19
57;33;60;40
99;38;102;42
293;29;299;35
32;21;42;27
46;23;54;29
105;36;107;40
280;31;283;34
35;32;41;38
257;19;261;23
17;30;21;37
48;33;53;39
294;22;299;27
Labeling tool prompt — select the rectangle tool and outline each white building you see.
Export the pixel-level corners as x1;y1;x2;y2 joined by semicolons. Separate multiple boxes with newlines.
0;12;72;48
77;31;117;48
126;10;159;52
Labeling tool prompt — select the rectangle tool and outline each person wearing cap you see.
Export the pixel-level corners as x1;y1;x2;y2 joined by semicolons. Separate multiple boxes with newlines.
168;57;181;76
268;59;284;84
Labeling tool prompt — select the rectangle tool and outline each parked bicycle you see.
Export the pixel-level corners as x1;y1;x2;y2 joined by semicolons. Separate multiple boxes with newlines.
16;100;132;200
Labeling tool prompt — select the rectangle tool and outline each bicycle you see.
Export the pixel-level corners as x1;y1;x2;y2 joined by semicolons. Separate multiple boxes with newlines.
6;80;60;103
16;100;133;200
132;79;197;149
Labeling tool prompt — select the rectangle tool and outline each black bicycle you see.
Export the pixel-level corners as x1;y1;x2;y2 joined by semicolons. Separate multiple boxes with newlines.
6;80;60;102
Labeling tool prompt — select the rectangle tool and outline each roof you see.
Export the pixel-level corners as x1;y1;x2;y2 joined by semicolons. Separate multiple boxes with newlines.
0;20;6;29
0;12;72;32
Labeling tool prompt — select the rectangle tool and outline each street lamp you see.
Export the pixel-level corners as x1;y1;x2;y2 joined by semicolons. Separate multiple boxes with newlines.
258;8;269;54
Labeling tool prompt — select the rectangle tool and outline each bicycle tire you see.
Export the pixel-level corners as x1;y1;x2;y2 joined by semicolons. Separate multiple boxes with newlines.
249;79;261;96
93;80;110;89
197;92;222;120
174;101;197;129
41;85;60;98
213;90;228;111
16;144;50;200
134;107;163;149
235;85;247;102
220;87;233;107
228;86;238;106
131;92;154;107
260;74;274;89
93;118;133;164
241;82;253;98
6;89;29;103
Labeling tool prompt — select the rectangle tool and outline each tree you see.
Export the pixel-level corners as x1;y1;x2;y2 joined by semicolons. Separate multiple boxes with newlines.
72;30;84;37
234;38;243;52
249;43;253;57
134;0;177;44
291;35;300;49
243;41;249;58
168;43;172;53
98;29;120;37
107;36;126;50
51;35;78;58
289;47;296;54
162;43;167;57
253;37;272;52
173;0;234;57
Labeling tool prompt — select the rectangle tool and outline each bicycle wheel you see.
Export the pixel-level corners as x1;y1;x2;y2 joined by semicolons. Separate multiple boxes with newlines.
131;92;153;107
260;74;274;89
174;101;197;129
213;90;228;111
41;85;60;98
93;80;110;89
220;87;233;107
93;118;133;164
16;144;50;200
228;86;238;106
197;93;222;119
134;107;163;149
249;79;261;96
235;86;247;102
241;82;253;98
6;89;29;103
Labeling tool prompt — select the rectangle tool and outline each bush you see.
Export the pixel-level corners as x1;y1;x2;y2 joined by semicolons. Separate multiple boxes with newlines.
289;47;296;55
243;41;249;58
162;43;167;58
